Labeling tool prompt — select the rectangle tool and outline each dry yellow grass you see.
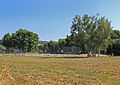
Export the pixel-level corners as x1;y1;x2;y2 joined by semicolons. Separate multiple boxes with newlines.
0;56;120;85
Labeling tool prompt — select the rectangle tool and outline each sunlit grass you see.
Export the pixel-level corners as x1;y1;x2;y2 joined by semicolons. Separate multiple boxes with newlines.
0;56;120;85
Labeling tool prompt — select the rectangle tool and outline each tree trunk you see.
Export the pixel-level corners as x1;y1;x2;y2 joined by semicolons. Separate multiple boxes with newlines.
98;51;100;57
87;51;90;57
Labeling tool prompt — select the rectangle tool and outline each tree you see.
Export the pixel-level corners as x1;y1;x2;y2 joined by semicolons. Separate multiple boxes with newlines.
111;30;120;39
107;30;120;56
43;43;48;53
13;29;29;52
27;31;39;52
2;33;12;49
94;17;112;53
65;35;74;47
2;29;39;53
111;40;120;56
38;44;44;53
58;39;66;48
48;41;59;54
70;14;112;56
0;40;2;44
12;29;39;52
0;44;7;50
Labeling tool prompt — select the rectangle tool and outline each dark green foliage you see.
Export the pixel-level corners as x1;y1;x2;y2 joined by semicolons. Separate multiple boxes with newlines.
107;30;120;56
47;41;59;53
70;14;112;54
0;44;7;50
2;29;39;53
2;33;12;49
111;30;120;39
65;35;74;47
1;14;119;55
0;40;2;44
112;40;120;55
58;39;66;49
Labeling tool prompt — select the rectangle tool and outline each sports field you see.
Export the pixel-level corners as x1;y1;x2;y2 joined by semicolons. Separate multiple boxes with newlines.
0;56;120;85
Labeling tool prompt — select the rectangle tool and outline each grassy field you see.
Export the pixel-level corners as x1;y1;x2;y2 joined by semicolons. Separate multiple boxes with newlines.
0;56;120;85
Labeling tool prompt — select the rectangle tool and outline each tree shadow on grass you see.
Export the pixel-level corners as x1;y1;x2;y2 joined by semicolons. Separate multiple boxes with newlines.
39;57;88;59
57;57;88;59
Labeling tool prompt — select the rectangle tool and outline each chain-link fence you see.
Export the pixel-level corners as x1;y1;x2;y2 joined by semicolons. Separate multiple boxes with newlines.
0;46;116;57
45;47;82;54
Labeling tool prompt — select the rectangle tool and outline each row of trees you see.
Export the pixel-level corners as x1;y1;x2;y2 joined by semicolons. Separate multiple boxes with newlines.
38;39;67;54
0;14;120;56
70;14;112;56
107;30;120;55
39;14;120;56
38;29;120;56
1;29;39;52
39;38;81;54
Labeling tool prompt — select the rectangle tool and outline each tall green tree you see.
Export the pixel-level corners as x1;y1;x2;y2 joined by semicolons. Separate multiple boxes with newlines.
27;31;39;52
107;30;120;56
48;41;59;53
94;17;112;52
0;40;2;44
43;43;48;53
70;14;112;56
2;33;12;49
0;44;7;50
7;29;39;53
14;29;39;52
58;39;66;48
65;35;74;47
14;29;29;52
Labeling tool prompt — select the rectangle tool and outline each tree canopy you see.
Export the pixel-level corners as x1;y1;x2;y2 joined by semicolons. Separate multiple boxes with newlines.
70;14;112;55
1;14;120;56
107;30;120;56
2;29;39;52
0;44;7;50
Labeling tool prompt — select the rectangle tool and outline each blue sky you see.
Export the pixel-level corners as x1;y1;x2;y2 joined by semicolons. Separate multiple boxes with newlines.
0;0;120;41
